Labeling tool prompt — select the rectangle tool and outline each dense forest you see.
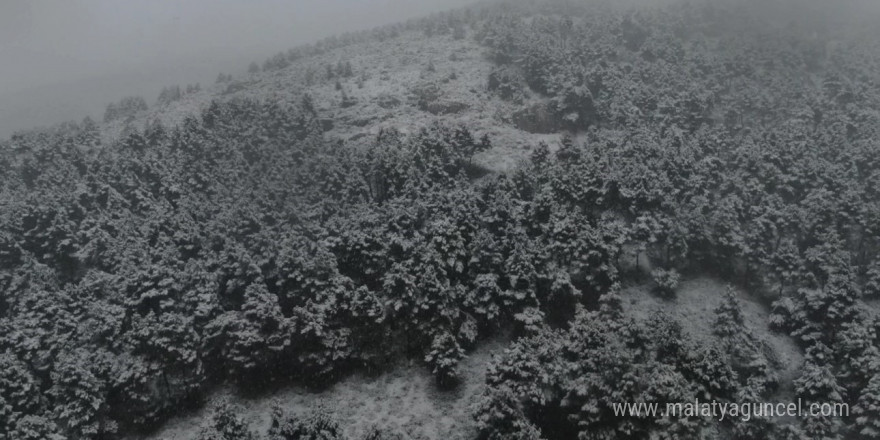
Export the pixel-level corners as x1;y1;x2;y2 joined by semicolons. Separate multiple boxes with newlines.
3;0;880;439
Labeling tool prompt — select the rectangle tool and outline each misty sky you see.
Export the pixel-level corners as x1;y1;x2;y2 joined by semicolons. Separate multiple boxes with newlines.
0;0;476;138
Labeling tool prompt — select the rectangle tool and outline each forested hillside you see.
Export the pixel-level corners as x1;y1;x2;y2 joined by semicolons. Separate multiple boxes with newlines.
3;0;880;439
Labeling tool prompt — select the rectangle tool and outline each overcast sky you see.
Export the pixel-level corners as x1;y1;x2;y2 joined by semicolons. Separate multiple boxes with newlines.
0;0;476;138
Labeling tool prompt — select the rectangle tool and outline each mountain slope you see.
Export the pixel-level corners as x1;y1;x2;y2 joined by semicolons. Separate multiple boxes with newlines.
3;1;880;439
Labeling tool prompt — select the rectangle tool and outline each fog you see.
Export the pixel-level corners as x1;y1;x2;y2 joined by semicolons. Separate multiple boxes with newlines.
3;0;880;140
0;0;476;139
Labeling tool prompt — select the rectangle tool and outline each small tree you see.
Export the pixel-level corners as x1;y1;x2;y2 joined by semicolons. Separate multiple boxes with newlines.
453;24;466;40
795;360;845;439
268;407;345;440
424;330;464;388
714;285;744;338
197;402;256;440
865;258;880;298
652;268;680;298
326;64;335;79
855;374;880;438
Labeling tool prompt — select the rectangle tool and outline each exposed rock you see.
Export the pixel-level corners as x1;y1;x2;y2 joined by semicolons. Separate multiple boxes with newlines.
350;116;375;127
425;100;469;115
377;94;402;109
512;102;558;134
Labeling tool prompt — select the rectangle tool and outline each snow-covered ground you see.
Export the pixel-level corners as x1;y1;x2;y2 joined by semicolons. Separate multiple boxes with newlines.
108;29;562;173
622;276;804;398
132;339;508;440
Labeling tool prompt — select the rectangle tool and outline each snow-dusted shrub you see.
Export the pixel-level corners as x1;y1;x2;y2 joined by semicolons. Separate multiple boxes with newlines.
651;268;680;298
